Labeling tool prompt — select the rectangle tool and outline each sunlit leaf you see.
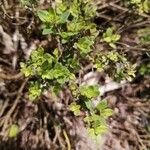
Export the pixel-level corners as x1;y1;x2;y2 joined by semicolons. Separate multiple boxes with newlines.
80;85;100;99
8;124;19;138
59;11;70;23
42;28;54;35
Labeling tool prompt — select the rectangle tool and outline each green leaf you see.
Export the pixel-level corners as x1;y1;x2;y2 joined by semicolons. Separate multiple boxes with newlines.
37;9;56;23
55;0;62;3
96;101;107;111
106;28;113;37
103;37;112;43
69;1;80;17
42;28;54;35
31;47;44;63
74;36;94;54
56;2;67;14
60;32;77;41
67;21;85;32
20;63;33;77
84;114;100;122
88;128;95;138
103;27;120;46
111;34;121;42
131;0;141;4
109;43;116;49
94;125;108;135
143;0;150;13
80;85;100;99
51;84;62;95
68;58;80;71
8;124;19;138
53;48;59;60
59;11;70;23
107;51;119;61
29;81;42;101
84;100;94;112
139;64;150;75
83;3;97;18
37;10;51;22
101;108;113;118
70;102;81;116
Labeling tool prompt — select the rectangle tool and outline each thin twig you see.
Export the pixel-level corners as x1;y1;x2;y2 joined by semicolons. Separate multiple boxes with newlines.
0;99;9;117
109;2;128;12
116;42;150;52
0;72;24;80
63;130;71;150
0;57;11;66
123;20;150;31
1;78;28;133
0;4;29;25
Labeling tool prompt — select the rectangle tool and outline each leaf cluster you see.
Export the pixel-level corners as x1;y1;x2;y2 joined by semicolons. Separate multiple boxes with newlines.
91;51;136;81
20;0;136;139
127;0;150;13
103;27;121;48
21;47;75;100
84;101;113;139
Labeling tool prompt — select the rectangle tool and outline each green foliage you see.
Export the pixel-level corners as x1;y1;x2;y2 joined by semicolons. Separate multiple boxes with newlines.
69;82;79;97
84;100;113;139
20;0;38;6
21;47;75;100
92;51;136;81
28;81;42;101
128;0;150;13
80;85;100;99
70;102;81;116
37;0;98;44
103;27;121;48
20;0;136;139
74;36;95;55
21;0;98;101
70;100;113;139
139;63;150;75
138;27;150;45
8;124;19;138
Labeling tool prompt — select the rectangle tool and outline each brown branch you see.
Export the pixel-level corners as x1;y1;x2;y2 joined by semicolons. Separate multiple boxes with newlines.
1;78;28;134
0;57;11;66
0;99;9;117
116;42;150;52
0;72;24;80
